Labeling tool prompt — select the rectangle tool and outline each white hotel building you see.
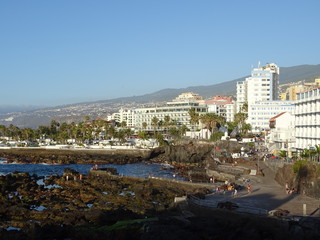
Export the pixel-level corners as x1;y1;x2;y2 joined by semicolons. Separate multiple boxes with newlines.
134;101;207;131
236;63;292;133
294;87;320;149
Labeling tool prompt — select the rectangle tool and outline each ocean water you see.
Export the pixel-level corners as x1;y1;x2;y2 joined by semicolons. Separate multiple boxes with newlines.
0;158;185;181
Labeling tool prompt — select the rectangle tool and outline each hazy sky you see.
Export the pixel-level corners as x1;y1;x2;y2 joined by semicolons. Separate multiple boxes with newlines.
1;0;320;107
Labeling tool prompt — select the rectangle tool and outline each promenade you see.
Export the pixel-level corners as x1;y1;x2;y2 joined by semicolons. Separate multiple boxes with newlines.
191;162;320;217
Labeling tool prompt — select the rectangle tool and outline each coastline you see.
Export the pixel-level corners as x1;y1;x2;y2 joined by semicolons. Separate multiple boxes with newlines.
0;147;154;165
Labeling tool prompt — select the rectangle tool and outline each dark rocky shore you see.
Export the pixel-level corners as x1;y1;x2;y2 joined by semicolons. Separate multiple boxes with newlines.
1;143;320;239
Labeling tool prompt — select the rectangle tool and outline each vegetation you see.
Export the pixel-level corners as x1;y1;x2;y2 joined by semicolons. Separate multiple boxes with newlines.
293;160;308;173
0;119;137;145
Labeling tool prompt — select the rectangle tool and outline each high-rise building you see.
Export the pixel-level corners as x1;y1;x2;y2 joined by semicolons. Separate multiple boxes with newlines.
236;63;281;132
246;63;279;104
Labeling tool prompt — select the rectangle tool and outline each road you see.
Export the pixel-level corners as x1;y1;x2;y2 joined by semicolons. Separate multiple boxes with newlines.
192;161;320;216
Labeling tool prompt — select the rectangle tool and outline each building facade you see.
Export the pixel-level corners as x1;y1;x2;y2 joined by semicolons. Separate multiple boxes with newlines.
236;81;247;112
247;100;295;133
266;112;295;154
134;101;208;131
294;87;320;149
201;95;234;119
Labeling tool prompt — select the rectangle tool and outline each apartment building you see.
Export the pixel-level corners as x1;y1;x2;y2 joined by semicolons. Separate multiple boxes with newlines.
134;101;208;131
107;108;136;127
294;87;320;149
236;63;285;132
200;95;234;120
248;100;295;133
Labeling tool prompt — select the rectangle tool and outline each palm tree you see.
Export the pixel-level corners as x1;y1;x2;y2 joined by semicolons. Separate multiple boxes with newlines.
151;117;159;134
120;121;127;128
240;122;252;137
314;145;320;162
137;131;148;140
164;115;171;132
142;122;148;131
241;102;248;112
199;113;221;132
50;120;60;139
188;108;199;132
300;149;310;160
278;150;287;159
234;112;248;126
179;124;188;136
168;127;180;139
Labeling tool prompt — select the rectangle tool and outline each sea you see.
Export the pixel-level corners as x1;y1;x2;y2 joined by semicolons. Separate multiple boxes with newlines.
0;157;186;181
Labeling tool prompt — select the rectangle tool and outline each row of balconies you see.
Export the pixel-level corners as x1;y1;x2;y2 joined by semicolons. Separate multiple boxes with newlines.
295;127;320;138
295;116;320;126
295;138;320;150
294;103;320;114
296;95;320;104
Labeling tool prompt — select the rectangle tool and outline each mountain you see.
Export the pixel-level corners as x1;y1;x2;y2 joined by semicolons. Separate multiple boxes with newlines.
0;105;45;114
1;64;320;128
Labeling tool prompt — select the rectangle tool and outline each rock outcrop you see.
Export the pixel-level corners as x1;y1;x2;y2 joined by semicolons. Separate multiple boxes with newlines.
275;162;320;198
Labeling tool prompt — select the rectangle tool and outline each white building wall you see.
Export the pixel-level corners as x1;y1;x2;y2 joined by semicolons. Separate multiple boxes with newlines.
248;101;294;133
236;63;279;121
268;112;295;150
246;63;279;105
134;102;208;131
226;103;236;122
236;81;247;112
294;88;320;149
207;104;228;118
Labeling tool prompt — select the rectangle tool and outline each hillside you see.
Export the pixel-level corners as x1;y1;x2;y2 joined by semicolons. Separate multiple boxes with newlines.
1;64;320;128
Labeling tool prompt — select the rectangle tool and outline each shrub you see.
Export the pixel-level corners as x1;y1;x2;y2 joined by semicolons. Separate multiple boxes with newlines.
292;160;308;173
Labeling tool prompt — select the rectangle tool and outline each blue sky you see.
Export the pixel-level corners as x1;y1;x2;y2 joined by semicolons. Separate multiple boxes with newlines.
1;0;320;107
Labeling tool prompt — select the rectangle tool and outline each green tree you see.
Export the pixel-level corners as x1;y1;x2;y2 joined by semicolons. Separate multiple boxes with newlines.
240;122;252;137
0;125;7;136
151;117;159;134
179;124;188;136
120;121;127;128
21;128;35;141
189;108;199;131
314;145;320;161
7;124;20;140
137;131;148;140
234;112;248;126
278;150;287;159
163;115;171;132
168;127;180;139
154;132;166;146
142;122;148;130
200;113;224;133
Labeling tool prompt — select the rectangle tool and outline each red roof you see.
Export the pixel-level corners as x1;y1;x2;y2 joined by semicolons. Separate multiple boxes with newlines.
269;112;286;122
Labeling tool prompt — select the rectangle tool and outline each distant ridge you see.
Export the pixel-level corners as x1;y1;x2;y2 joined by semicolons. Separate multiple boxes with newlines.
1;64;320;128
90;64;320;104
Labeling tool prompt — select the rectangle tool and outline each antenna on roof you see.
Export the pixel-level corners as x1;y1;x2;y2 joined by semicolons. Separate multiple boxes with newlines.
258;61;261;68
